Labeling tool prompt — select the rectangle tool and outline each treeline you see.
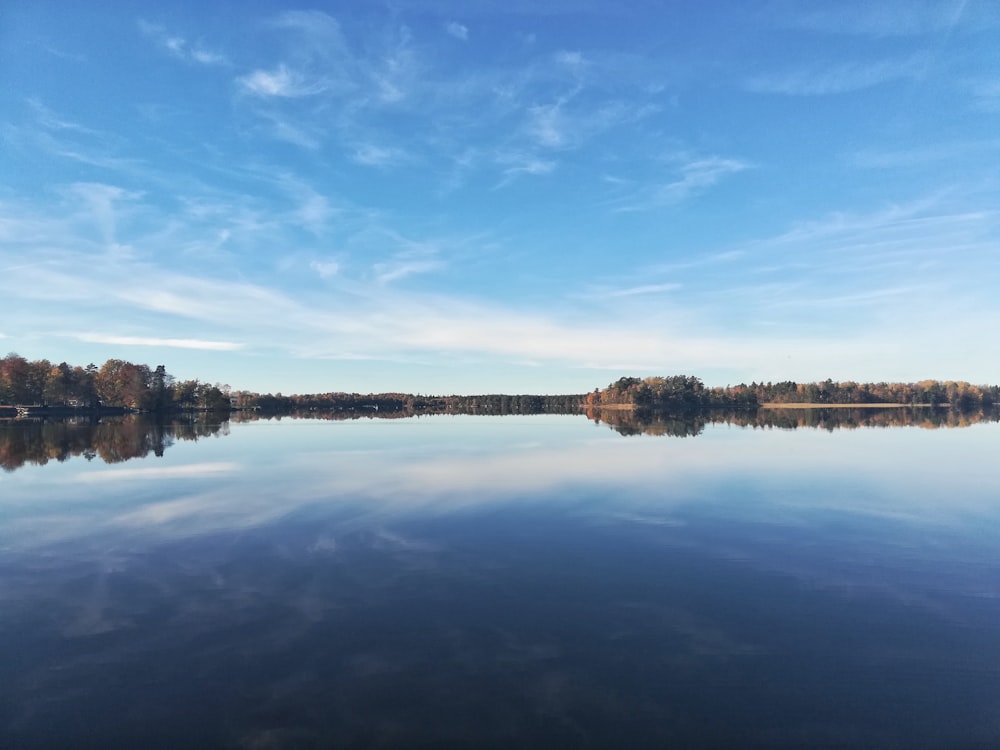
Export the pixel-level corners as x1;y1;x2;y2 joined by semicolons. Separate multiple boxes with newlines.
248;391;446;414
585;376;758;410
247;391;583;415
0;354;232;412
586;375;1000;411
745;379;1000;408
7;353;999;416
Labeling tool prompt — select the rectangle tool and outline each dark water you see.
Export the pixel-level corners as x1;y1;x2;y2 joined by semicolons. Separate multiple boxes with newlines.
2;414;1000;748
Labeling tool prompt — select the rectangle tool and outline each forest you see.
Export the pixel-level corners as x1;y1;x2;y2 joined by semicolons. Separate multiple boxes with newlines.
0;353;582;415
585;375;1000;411
0;353;232;412
3;353;999;416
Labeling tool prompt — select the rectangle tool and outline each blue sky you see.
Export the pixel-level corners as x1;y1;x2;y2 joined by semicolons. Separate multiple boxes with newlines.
2;1;999;395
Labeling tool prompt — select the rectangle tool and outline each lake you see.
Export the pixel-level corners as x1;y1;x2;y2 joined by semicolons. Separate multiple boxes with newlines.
2;412;1000;748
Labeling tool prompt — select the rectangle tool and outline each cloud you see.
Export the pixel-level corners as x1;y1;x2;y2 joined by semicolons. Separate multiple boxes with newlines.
554;50;587;71
113;280;299;325
658;157;751;200
369;26;418;104
446;21;468;40
761;194;951;247
495;153;556;186
250;111;323;150
27;99;100;135
746;57;926;96
352;144;409;168
589;283;682;299
970;79;1000;112
778;1;980;37
526;102;567;147
7;110;142;174
239;66;326;97
67;182;142;247
78;463;241;484
310;260;340;279
5;177;998;388
138;20;228;65
610;155;751;212
373;258;444;284
278;176;337;232
190;48;227;65
846;139;1000;169
523;96;655;153
76;334;245;351
216;10;659;191
273;9;347;45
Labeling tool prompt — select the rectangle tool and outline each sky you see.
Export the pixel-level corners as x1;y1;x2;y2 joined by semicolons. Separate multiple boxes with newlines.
2;1;999;395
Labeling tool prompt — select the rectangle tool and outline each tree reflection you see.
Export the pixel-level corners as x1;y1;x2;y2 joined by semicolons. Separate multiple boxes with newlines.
4;406;998;472
586;406;1000;436
0;416;227;472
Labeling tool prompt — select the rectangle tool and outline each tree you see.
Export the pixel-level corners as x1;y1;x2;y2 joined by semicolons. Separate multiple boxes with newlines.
148;365;175;411
43;362;74;404
95;359;152;409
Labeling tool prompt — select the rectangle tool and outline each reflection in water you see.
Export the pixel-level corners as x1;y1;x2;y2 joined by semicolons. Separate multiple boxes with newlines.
3;405;996;472
2;416;1000;747
0;416;227;472
587;405;1000;436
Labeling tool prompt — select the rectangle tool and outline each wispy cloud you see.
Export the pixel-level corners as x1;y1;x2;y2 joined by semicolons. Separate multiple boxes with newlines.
352;144;410;168
847;139;1000;169
777;1;979;37
67;182;141;247
526;101;569;147
554;50;587;71
369;25;419;105
138;20;228;65
5;103;142;177
275;175;338;233
446;21;468;41
610;155;751;212
587;283;682;299
373;257;444;284
76;334;245;351
746;57;926;95
521;94;654;153
250;111;323;150
27;98;100;135
969;79;1000;112
5;177;997;387
273;9;348;48
239;65;326;97
221;11;662;189
78;463;241;484
495;153;556;187
310;259;340;279
712;192;1000;337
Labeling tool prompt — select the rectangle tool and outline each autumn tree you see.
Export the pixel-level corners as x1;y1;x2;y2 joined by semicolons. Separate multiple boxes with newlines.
95;359;152;409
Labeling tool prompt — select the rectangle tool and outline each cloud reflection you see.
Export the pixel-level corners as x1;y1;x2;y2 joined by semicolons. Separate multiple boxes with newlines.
78;462;241;483
4;418;1000;747
3;417;999;555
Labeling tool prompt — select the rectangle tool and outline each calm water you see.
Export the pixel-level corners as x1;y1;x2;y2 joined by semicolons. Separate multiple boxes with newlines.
2;414;1000;748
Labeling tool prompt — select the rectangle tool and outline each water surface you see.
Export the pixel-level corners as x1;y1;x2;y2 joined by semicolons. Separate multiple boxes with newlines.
2;414;1000;748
